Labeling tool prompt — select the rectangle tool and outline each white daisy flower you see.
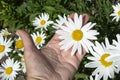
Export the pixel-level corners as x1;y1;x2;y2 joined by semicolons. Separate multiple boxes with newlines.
107;34;120;73
0;34;13;59
90;74;99;80
31;31;46;49
15;37;24;51
110;3;120;22
18;53;26;73
56;13;99;56
0;58;20;80
53;14;67;29
85;38;117;80
33;13;53;30
0;28;11;37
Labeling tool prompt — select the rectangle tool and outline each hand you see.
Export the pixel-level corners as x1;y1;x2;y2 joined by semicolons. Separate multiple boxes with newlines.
16;13;89;80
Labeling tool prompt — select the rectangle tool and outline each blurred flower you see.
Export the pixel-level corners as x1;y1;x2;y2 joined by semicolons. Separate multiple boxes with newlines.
56;13;99;56
15;37;24;51
0;58;20;80
33;13;53;30
0;28;11;37
0;34;13;59
110;3;120;22
53;14;67;29
31;31;46;49
18;53;26;73
85;38;117;80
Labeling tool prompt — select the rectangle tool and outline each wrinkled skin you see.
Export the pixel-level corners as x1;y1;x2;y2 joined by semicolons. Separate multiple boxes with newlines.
16;13;89;80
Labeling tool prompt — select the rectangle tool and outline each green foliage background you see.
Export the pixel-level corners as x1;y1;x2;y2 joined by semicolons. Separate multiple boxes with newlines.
0;0;120;80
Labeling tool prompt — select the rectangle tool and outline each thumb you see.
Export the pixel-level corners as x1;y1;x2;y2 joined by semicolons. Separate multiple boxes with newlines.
16;30;37;52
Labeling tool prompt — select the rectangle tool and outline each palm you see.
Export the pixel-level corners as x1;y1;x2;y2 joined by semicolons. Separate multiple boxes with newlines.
46;33;86;70
45;33;86;79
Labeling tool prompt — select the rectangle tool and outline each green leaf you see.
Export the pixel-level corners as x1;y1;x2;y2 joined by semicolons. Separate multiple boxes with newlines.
74;73;88;80
43;6;56;11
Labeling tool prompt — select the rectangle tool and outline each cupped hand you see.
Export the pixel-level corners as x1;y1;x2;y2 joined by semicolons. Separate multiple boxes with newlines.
16;13;89;80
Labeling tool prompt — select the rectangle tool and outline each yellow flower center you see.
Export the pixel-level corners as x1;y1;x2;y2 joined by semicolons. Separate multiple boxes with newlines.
5;67;13;75
100;53;113;67
0;45;5;53
40;20;46;26
35;36;42;44
15;40;24;49
118;10;120;16
72;29;83;41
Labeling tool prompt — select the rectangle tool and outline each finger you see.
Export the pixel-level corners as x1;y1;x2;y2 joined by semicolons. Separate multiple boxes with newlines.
82;13;89;25
75;14;89;60
16;30;37;52
76;48;86;62
69;13;89;25
46;33;61;54
69;13;74;20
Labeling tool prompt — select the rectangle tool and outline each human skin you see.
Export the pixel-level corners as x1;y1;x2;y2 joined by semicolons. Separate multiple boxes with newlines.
16;13;89;80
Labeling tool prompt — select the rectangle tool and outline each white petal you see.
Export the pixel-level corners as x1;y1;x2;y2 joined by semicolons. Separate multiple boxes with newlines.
71;43;77;56
85;61;99;68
